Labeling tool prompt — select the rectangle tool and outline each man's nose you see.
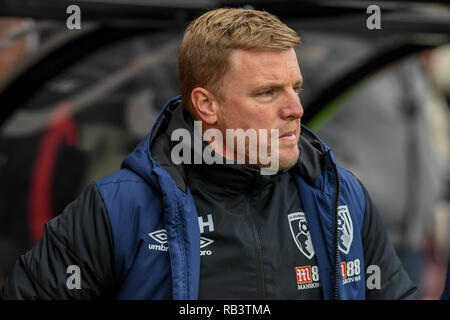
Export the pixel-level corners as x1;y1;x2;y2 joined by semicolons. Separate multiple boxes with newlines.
279;91;304;120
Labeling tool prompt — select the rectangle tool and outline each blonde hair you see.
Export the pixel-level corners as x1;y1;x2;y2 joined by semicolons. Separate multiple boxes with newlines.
178;8;300;113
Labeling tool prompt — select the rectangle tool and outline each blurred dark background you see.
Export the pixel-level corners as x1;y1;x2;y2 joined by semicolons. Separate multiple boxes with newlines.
0;0;449;299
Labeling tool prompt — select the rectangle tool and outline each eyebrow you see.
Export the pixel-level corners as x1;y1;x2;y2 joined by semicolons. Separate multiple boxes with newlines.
252;80;303;93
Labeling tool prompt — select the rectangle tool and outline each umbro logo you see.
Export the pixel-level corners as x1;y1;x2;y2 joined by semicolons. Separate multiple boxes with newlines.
198;214;214;256
200;236;214;249
148;229;169;252
148;218;215;255
149;229;168;244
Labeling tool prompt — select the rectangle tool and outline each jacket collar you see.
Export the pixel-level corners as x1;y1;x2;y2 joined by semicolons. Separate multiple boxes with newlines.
122;96;331;193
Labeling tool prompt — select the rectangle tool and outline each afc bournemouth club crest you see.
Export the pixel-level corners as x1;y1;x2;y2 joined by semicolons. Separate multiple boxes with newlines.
337;205;353;254
288;212;315;259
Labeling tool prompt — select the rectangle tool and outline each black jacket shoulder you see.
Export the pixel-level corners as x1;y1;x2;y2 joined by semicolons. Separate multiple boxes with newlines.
0;184;117;299
360;182;417;299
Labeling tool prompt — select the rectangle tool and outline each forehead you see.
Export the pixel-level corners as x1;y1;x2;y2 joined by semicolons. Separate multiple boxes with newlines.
227;47;301;83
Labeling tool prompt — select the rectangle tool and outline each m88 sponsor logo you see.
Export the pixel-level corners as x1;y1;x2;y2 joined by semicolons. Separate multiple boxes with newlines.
295;265;320;290
340;258;362;284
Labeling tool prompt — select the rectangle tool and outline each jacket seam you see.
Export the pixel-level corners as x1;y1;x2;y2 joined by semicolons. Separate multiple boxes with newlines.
91;184;118;290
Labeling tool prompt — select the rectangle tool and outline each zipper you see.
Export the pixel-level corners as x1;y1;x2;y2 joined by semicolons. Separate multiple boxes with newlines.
331;159;342;300
245;193;266;299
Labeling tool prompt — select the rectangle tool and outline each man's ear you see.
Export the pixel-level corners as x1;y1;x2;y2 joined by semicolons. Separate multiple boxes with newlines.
191;87;218;125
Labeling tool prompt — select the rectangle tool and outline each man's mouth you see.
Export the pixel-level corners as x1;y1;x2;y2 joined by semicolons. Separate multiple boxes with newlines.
279;130;297;141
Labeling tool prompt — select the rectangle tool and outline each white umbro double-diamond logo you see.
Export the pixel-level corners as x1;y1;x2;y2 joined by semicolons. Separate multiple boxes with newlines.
200;236;214;249
148;214;215;255
148;229;169;252
149;229;167;244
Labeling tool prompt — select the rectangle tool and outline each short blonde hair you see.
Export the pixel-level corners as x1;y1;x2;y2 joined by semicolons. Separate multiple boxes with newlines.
178;8;300;113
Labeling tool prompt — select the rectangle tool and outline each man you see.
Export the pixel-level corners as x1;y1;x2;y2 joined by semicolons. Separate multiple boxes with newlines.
0;8;415;300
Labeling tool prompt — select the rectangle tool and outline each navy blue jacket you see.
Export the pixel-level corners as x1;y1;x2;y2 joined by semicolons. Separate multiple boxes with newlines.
0;97;416;300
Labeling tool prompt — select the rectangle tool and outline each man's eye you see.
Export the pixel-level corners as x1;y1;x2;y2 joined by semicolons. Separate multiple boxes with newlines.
260;89;275;97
